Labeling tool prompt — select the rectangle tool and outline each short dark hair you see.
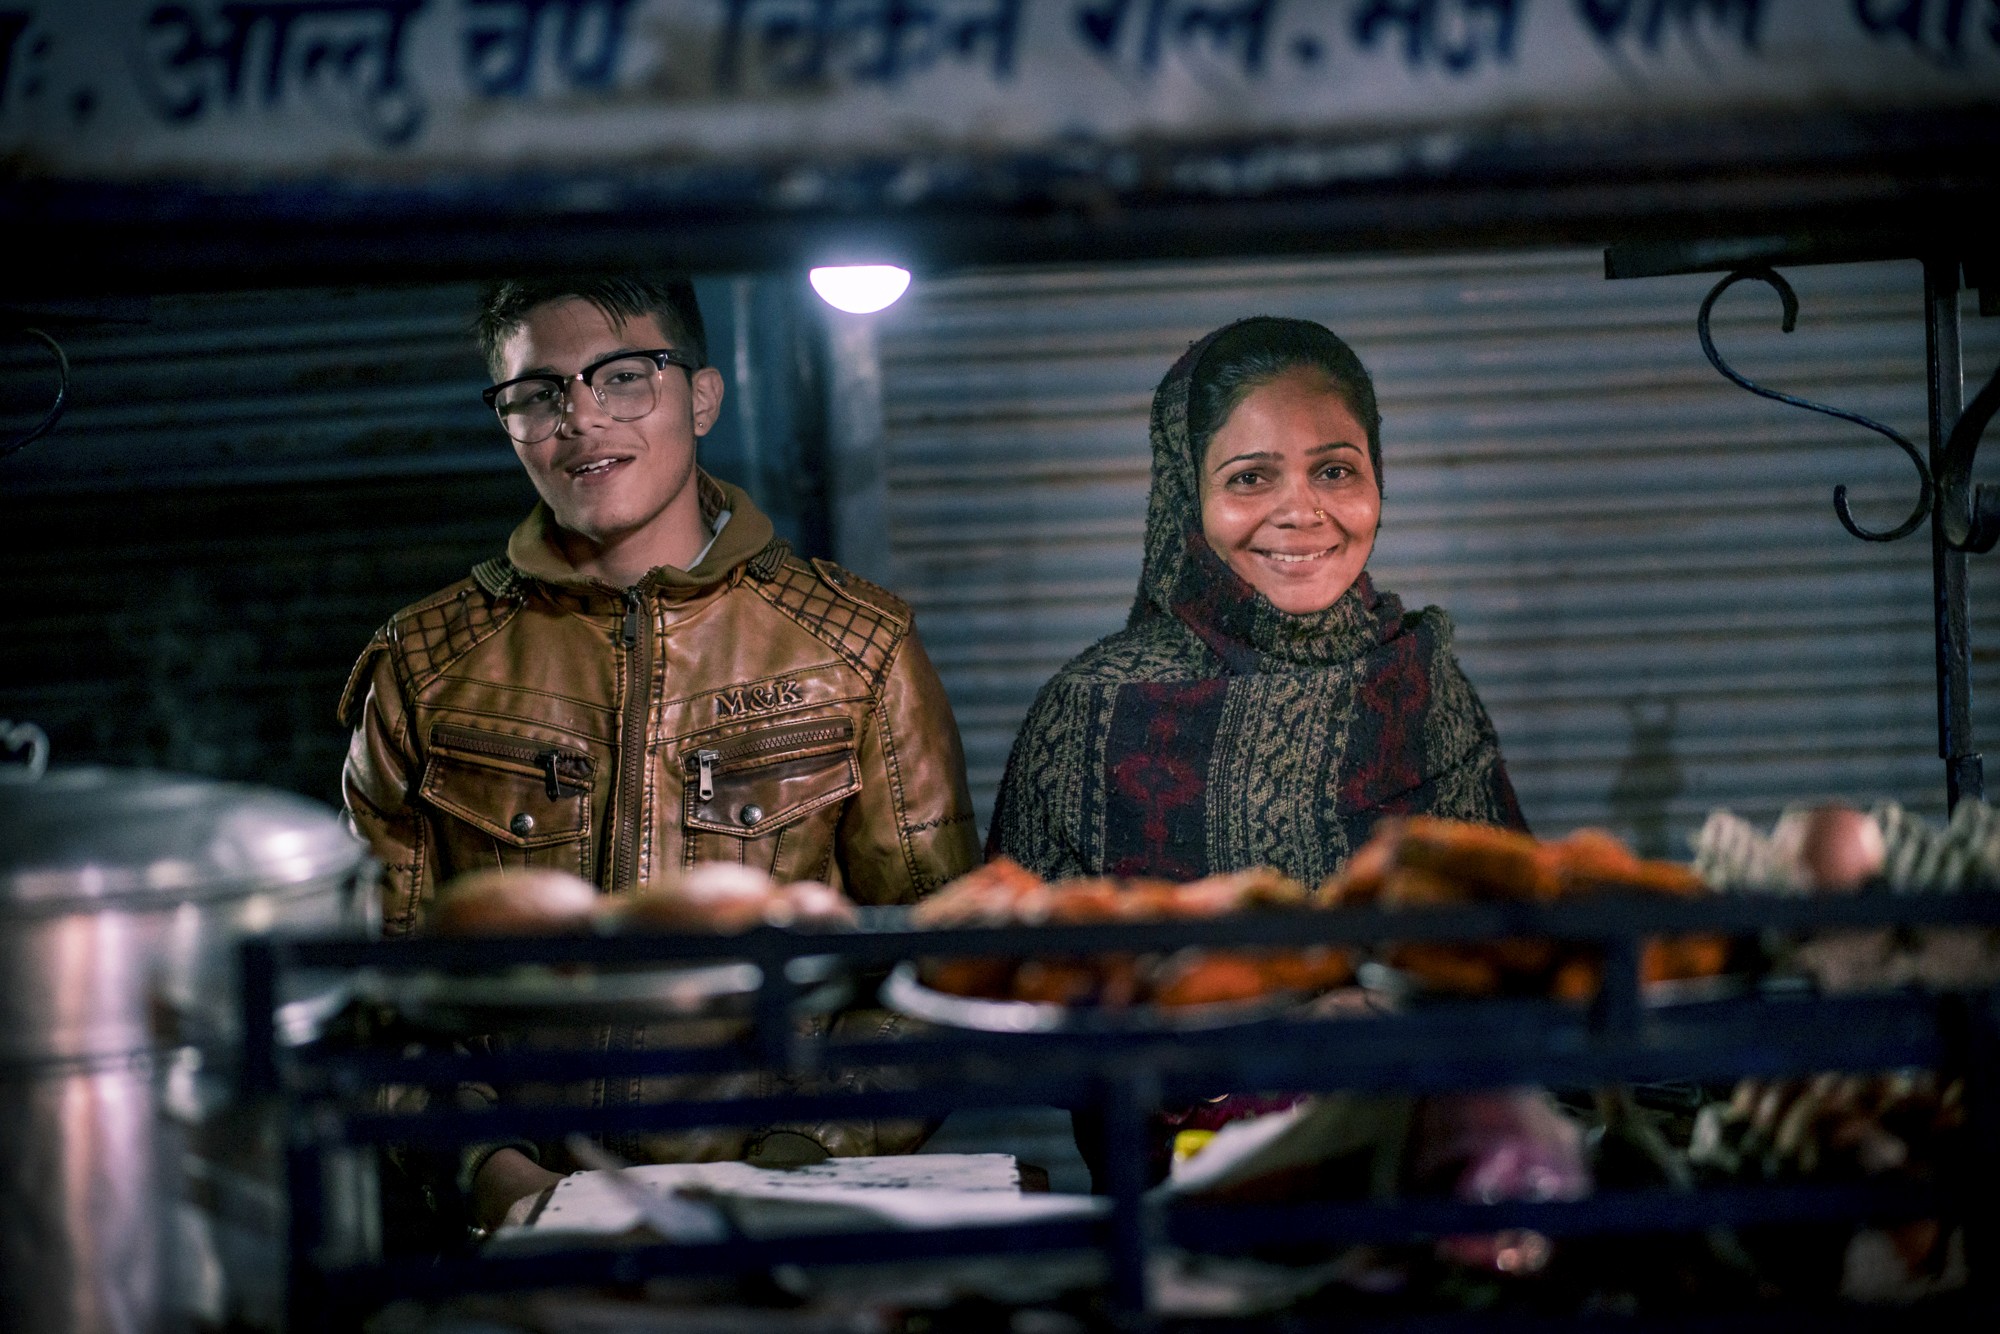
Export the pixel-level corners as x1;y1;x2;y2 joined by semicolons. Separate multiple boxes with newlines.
473;274;708;378
1188;317;1383;493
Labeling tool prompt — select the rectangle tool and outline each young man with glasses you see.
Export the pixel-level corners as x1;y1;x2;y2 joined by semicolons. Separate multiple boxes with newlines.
339;274;979;1232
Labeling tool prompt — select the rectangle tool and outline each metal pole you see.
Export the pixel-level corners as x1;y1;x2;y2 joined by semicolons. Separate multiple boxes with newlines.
1926;256;1981;810
1961;993;2000;1307
1101;1067;1155;1326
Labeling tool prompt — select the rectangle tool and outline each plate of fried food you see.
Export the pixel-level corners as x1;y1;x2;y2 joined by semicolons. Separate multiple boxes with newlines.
1324;816;1732;1002
883;859;1357;1033
369;863;857;1032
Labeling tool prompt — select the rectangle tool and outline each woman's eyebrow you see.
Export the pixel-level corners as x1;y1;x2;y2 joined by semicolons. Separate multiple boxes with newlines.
1210;441;1361;472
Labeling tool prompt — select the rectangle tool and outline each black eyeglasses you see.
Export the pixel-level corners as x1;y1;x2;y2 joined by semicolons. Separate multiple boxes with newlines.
482;348;701;445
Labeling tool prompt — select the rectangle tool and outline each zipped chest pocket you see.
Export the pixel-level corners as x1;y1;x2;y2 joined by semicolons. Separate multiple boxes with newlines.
421;723;595;849
683;717;859;839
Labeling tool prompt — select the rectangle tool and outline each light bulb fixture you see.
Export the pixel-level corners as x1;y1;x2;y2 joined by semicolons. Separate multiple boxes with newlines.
809;265;912;315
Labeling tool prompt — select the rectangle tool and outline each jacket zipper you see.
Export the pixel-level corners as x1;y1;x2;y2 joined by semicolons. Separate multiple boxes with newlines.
431;725;591;800
688;719;854;804
610;587;650;892
710;719;854;766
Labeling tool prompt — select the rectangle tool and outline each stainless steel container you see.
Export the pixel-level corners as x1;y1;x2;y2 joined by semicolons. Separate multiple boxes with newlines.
0;763;368;1334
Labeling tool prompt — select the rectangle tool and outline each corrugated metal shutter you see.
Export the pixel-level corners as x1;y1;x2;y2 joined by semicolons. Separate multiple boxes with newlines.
0;278;817;505
870;249;2000;856
0;283;501;491
0;277;823;805
0;283;526;803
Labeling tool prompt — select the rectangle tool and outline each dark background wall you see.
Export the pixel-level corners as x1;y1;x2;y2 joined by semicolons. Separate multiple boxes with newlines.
0;276;831;808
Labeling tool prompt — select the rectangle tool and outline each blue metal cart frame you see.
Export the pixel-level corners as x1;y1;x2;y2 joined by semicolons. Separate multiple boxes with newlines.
244;888;2000;1329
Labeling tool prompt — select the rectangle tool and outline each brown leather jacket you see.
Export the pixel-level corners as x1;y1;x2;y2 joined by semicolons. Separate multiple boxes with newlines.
341;475;977;1170
342;475;978;926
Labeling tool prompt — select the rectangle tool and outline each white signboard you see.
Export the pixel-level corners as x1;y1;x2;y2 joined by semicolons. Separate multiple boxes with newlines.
1;1;1995;187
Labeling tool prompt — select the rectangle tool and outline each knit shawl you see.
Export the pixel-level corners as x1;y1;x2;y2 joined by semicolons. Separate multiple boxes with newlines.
988;324;1525;886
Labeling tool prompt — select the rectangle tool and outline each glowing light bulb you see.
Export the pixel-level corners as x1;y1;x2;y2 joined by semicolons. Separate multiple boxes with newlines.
809;265;912;314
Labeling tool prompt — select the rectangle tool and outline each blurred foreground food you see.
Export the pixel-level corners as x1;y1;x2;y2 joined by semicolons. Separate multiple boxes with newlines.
915;859;1351;1008
1322;817;1725;999
427;862;859;938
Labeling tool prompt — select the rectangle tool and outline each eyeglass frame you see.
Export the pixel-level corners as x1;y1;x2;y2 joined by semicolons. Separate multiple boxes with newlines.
481;347;703;442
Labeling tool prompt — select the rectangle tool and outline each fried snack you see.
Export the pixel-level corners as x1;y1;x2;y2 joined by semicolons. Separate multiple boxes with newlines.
1045;879;1132;923
430;868;600;936
1550;957;1598;1003
1096;955;1145;1008
915;861;1345;1010
1331;817;1722;998
1550;827;1644;887
1256;946;1356;992
1012;959;1099;1005
1154;952;1269;1007
1549;935;1733;1001
1377;865;1466;909
910;856;1047;927
1396;816;1562;900
1179;866;1310;914
1329;828;1397;902
1587;857;1708;898
923;957;1017;999
1644;934;1731;982
1390;944;1505;997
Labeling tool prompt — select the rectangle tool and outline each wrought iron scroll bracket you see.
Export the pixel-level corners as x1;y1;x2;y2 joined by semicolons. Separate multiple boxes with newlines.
1698;266;1934;544
1939;359;2000;554
0;720;50;783
0;325;70;461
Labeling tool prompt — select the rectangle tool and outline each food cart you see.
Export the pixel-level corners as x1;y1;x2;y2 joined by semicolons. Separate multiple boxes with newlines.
247;879;2000;1329
3;2;1999;1328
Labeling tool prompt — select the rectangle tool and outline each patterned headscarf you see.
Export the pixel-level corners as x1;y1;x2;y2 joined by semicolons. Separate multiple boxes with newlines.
1133;320;1382;671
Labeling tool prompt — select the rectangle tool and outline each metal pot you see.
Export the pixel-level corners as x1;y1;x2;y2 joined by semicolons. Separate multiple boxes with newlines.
0;759;369;1334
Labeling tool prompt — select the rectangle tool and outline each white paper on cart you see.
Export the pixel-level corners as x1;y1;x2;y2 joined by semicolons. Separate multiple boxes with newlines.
1159;1095;1411;1199
489;1152;1106;1250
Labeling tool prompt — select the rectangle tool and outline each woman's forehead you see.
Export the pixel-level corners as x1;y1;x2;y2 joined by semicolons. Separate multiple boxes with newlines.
1205;372;1366;453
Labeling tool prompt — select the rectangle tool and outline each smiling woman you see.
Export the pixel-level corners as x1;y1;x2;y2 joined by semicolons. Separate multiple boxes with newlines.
987;316;1527;1190
989;316;1525;891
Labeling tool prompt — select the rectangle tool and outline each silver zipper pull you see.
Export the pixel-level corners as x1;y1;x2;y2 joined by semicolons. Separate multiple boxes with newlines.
696;749;719;801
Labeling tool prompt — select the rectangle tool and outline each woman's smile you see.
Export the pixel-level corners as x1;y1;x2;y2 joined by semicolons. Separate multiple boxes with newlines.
1252;544;1337;564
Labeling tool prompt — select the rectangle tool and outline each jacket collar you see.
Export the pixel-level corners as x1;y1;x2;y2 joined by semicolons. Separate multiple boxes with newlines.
501;471;779;600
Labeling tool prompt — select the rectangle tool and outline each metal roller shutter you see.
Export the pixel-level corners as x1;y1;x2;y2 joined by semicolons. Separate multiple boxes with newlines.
0;277;822;804
868;249;2000;856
